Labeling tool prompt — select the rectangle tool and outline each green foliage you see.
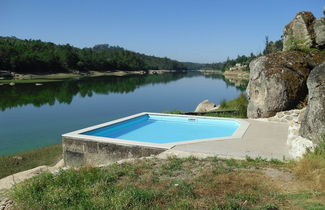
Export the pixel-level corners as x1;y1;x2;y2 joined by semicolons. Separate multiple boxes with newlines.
284;37;315;54
263;36;283;55
219;93;248;117
0;37;188;73
0;144;62;179
162;110;184;114
304;135;325;158
201;53;257;71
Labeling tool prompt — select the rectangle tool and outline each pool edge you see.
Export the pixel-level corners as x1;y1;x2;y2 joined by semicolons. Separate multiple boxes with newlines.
62;112;250;167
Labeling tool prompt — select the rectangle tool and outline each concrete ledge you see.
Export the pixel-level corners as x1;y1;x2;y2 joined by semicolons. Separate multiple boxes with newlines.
63;137;166;167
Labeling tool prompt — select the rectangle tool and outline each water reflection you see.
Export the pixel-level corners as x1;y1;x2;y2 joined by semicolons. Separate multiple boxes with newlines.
0;72;246;111
202;73;248;92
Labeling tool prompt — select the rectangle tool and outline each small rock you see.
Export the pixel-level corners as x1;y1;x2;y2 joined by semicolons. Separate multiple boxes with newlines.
276;112;284;118
12;156;22;161
9;82;15;86
35;83;43;86
288;136;314;159
194;100;219;113
297;108;306;124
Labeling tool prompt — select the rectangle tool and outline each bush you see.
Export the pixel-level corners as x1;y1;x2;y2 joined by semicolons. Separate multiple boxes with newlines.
284;38;316;54
219;93;248;117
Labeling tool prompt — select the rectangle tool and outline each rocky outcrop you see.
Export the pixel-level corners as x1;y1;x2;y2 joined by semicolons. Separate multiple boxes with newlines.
314;17;325;48
299;62;325;143
247;51;311;118
194;100;219;113
283;11;325;50
283;11;316;51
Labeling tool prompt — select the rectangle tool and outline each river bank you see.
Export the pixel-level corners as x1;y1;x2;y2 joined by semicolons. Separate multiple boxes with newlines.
0;70;182;84
198;69;249;80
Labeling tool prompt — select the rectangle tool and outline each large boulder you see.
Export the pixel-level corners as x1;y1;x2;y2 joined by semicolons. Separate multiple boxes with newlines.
299;62;325;142
283;11;316;51
247;51;311;118
314;17;325;49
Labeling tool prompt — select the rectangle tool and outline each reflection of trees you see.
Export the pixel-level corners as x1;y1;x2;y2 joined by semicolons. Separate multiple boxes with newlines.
0;72;244;111
203;73;248;92
0;73;187;111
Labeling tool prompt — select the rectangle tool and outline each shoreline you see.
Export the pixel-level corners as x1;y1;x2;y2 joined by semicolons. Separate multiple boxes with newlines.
223;69;249;80
0;70;183;84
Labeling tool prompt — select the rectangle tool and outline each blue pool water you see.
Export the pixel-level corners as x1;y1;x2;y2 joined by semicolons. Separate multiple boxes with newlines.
83;114;240;143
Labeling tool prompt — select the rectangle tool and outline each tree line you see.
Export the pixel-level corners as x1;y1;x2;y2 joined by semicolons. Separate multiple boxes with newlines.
0;37;189;73
201;36;283;71
0;36;283;73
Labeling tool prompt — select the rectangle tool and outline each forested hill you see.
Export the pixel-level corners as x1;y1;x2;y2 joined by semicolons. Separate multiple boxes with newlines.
0;37;192;73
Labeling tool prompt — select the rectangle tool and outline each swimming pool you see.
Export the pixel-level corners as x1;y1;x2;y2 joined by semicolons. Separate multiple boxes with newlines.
83;114;240;143
62;113;249;166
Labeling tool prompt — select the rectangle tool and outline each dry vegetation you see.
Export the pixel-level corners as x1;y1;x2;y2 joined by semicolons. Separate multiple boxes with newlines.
8;151;325;210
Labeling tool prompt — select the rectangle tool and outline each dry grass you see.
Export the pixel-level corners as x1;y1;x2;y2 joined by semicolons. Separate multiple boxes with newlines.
293;136;325;192
294;154;325;191
9;156;325;209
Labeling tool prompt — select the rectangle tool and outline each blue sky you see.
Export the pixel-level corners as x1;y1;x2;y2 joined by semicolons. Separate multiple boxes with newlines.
1;0;324;63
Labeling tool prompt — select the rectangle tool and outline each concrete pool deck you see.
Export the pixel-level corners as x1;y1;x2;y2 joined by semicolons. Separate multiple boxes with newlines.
62;114;292;167
166;119;290;160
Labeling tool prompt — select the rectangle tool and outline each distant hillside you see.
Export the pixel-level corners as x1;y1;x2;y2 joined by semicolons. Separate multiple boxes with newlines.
0;37;191;73
201;36;283;71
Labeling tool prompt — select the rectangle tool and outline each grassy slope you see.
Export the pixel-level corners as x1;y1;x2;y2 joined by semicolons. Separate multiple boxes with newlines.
8;153;325;209
0;144;62;179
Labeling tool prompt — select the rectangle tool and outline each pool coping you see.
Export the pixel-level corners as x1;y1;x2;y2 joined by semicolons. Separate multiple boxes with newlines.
62;112;250;150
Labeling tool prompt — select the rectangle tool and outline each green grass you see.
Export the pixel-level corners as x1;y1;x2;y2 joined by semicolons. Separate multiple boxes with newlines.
9;156;325;209
164;93;249;118
0;144;62;179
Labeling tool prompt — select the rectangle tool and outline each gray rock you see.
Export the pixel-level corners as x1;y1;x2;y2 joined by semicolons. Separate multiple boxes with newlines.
247;51;310;118
283;11;316;51
314;17;325;49
297;108;306;124
194;100;218;113
300;62;325;143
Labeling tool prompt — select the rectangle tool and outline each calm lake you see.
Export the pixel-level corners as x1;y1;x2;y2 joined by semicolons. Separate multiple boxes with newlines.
0;72;245;155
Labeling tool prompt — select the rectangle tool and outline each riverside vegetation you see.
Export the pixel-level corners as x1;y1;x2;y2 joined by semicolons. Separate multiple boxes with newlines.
0;35;282;76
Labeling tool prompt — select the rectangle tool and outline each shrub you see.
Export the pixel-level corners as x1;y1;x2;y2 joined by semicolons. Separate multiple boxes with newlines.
284;38;316;54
